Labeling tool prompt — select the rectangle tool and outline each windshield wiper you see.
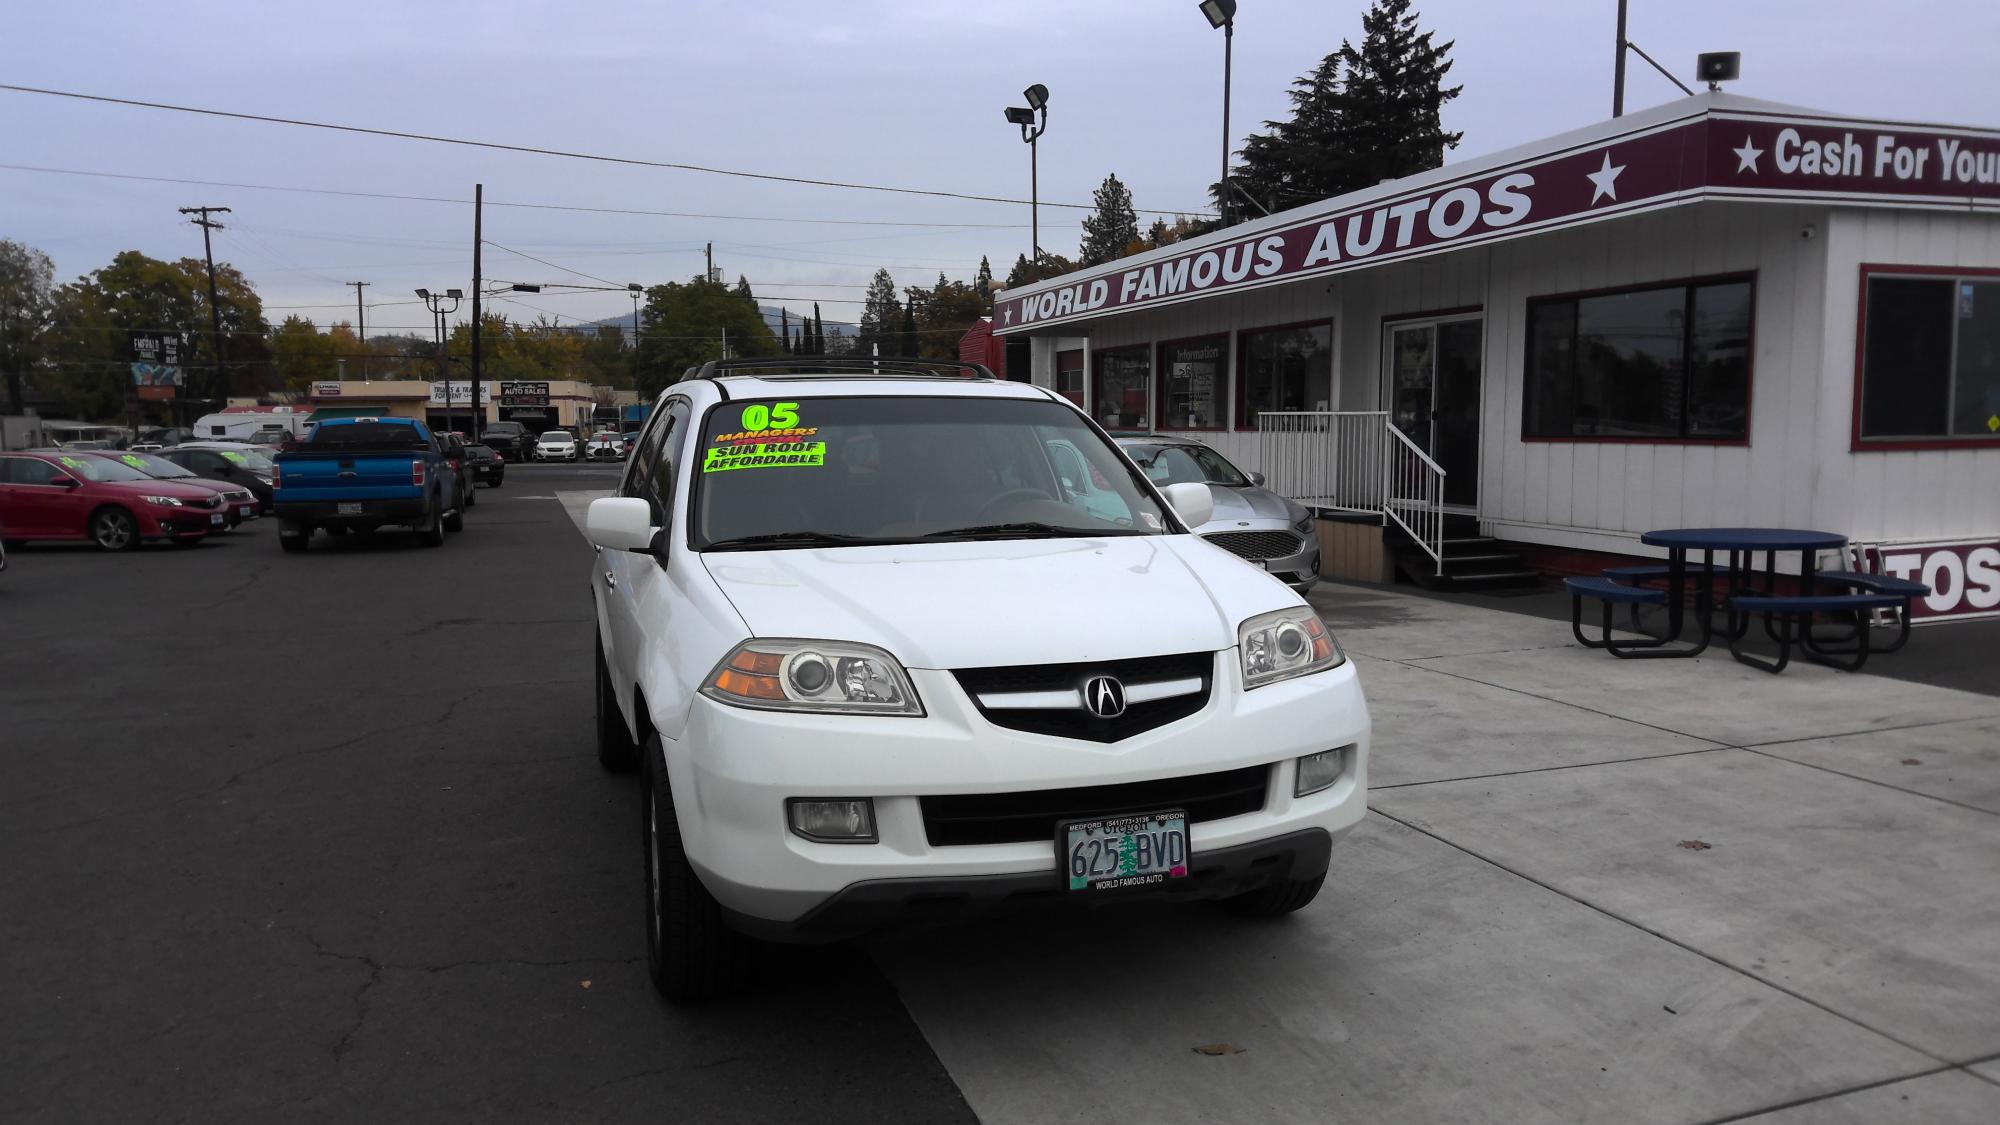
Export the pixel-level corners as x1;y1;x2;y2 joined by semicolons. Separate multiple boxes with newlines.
924;521;1137;540
704;530;883;551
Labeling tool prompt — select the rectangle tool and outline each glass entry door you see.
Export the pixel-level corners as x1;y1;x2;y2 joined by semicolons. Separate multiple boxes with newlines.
1387;317;1482;509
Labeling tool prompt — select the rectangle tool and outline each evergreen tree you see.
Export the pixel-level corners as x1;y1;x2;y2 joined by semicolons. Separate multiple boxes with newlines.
1004;252;1078;289
811;304;824;355
898;299;918;358
779;308;791;353
1219;0;1461;220
733;274;755;303
1078;173;1141;267
857;267;901;358
974;255;993;303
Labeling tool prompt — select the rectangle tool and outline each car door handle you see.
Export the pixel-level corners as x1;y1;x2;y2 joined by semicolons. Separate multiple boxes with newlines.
603;569;616;590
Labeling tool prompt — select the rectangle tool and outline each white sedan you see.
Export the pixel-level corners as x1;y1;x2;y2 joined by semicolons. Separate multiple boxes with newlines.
534;430;579;462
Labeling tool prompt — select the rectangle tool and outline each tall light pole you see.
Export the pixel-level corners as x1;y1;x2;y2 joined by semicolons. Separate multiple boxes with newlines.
1004;83;1049;262
1200;0;1237;225
416;287;462;431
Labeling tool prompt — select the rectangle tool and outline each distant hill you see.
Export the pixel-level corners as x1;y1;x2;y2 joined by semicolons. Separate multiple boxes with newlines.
581;306;855;342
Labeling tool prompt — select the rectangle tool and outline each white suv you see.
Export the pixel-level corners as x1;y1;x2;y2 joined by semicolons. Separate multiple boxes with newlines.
586;361;1370;1000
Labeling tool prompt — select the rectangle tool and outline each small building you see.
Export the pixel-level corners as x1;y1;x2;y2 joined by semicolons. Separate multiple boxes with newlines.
303;379;633;435
994;93;2000;623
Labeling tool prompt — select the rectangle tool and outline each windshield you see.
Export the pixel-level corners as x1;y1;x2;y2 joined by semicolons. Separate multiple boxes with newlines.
1123;443;1250;487
216;449;275;472
107;452;195;478
543;431;574;441
56;454;148;482
695;396;1170;549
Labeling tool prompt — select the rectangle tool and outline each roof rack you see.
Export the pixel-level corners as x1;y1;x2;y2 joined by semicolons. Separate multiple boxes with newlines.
676;356;997;383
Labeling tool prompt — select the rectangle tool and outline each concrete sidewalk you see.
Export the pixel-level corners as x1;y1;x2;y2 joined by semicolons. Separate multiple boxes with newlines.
875;581;2000;1125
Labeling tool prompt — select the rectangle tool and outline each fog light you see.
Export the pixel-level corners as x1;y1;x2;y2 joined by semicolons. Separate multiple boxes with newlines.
787;798;877;843
1295;748;1349;797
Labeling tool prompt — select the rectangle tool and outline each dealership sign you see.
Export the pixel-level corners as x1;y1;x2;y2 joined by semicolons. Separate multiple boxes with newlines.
1864;540;2000;623
995;110;2000;334
500;380;550;407
130;332;183;400
313;381;342;397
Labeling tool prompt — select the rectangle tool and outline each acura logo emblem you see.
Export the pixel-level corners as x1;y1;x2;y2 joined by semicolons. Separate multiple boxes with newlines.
1083;676;1126;719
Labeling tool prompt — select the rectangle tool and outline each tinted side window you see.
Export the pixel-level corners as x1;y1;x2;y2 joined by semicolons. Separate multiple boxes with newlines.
650;401;692;507
622;407;672;502
7;457;62;485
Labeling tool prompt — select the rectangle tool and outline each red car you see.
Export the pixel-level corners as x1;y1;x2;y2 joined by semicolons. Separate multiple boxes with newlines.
0;451;227;550
84;451;260;528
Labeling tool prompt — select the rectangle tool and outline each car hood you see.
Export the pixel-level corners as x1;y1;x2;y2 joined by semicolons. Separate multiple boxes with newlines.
1198;485;1303;527
700;534;1299;669
100;479;225;502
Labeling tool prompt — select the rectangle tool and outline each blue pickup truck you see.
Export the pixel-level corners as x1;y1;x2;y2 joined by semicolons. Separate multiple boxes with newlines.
272;417;462;552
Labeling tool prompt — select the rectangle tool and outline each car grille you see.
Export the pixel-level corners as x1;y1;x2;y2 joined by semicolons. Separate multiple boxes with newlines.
1203;530;1304;561
920;765;1270;846
190;495;221;510
951;650;1214;743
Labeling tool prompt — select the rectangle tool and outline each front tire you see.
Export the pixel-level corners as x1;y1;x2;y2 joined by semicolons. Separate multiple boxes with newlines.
90;507;140;552
642;735;750;1002
595;638;639;773
1221;873;1325;918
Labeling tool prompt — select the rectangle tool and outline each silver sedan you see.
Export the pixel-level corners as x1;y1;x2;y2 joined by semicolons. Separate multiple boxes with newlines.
1115;437;1319;593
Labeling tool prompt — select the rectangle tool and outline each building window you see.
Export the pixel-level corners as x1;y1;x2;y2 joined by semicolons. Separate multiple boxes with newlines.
1237;322;1332;429
1055;349;1085;407
1157;336;1226;430
1091;345;1151;431
1524;277;1753;441
1859;271;2000;443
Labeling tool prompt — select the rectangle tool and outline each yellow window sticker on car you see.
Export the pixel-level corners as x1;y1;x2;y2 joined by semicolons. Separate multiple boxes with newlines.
60;456;88;469
120;454;147;468
221;452;249;464
702;441;827;473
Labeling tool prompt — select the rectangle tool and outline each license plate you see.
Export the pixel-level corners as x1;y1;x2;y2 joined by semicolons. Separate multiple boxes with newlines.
240;505;255;517
209;513;225;525
337;502;362;516
1062;810;1189;892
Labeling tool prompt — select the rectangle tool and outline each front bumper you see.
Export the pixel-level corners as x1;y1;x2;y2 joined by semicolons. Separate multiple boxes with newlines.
147;508;225;537
662;653;1369;936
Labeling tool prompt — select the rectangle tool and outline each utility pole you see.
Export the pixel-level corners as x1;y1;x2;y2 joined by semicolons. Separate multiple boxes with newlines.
348;281;368;379
470;183;482;440
706;242;714;284
179;205;231;419
1613;0;1629;117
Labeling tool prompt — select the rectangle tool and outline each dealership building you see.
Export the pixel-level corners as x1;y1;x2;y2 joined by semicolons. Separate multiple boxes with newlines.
304;379;636;433
992;93;2000;623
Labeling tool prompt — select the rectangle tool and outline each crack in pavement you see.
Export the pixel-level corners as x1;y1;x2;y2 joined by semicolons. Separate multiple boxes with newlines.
175;688;485;805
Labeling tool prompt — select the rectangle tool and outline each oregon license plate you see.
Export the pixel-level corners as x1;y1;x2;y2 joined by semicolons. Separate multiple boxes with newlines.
1062;810;1189;892
209;513;225;525
336;502;362;516
240;505;255;518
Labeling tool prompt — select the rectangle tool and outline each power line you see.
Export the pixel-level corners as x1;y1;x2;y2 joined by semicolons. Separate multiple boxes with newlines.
0;84;1213;216
481;240;629;289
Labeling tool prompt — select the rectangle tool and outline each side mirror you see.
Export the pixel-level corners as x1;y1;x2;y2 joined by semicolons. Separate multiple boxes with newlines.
1160;482;1214;529
55;476;81;489
586;497;661;553
1248;471;1267;487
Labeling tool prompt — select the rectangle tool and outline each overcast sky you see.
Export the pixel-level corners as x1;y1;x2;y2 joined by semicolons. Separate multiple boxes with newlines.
3;0;1996;334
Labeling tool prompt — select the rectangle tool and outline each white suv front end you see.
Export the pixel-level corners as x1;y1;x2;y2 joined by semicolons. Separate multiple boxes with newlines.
588;369;1368;1000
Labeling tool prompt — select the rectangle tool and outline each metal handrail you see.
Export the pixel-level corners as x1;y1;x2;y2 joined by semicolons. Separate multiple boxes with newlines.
1257;409;1448;576
1382;423;1446;575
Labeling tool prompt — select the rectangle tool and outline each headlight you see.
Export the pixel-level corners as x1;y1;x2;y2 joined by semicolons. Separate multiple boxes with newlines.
140;495;184;507
701;639;923;715
1294;514;1315;534
1238;607;1343;688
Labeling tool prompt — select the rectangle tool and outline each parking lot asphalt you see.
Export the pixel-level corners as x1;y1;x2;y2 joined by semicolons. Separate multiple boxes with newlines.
0;463;974;1125
8;471;2000;1124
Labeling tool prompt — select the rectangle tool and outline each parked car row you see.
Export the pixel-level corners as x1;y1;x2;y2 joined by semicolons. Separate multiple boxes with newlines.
0;450;244;550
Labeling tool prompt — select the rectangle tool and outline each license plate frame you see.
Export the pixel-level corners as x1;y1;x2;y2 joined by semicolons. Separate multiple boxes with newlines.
1058;809;1190;893
209;513;225;526
336;502;363;516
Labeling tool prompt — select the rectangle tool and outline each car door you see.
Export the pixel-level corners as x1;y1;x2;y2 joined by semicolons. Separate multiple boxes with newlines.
599;400;685;717
0;456;79;537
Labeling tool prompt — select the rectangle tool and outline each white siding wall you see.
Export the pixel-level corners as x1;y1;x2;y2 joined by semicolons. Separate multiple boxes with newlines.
1819;210;2000;544
1480;202;1835;555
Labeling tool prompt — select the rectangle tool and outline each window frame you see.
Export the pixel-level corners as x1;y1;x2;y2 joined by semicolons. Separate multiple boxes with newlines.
1054;348;1086;408
1520;272;1757;446
1153;332;1230;432
1851;263;2000;452
1234;318;1336;431
1089;344;1154;433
